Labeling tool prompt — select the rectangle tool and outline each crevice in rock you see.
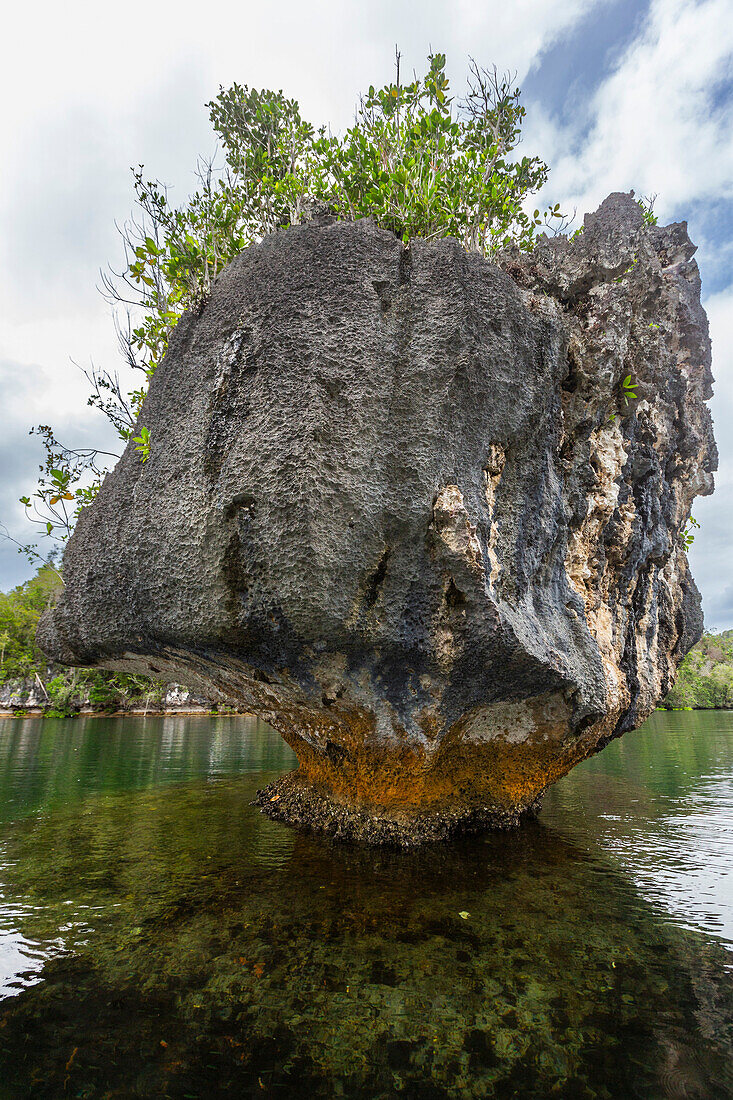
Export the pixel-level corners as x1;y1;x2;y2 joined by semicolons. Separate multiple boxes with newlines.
223;492;256;520
364;548;390;609
372;280;392;312
562;348;580;393
398;244;412;286
325;740;347;765
445;578;467;608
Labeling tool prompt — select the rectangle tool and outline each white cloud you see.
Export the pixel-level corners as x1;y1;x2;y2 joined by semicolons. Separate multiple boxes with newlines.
450;0;611;73
0;355;120;591
689;285;733;628
705;284;733;432
528;0;733;219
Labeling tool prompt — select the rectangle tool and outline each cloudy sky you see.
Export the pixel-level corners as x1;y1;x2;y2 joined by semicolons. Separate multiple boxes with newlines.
1;0;732;624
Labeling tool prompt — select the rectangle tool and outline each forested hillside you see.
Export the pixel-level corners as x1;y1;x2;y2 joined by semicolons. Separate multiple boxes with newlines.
0;565;168;714
661;631;733;709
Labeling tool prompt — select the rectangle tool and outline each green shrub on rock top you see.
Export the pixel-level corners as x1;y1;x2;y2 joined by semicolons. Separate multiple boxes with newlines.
121;53;559;387
208;53;556;253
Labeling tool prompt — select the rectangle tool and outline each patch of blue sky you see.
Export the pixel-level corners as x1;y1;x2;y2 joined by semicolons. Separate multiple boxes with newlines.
706;69;733;117
677;197;733;298
522;0;652;129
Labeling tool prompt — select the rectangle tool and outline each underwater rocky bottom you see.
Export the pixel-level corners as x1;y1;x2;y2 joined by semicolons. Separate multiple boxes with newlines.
0;714;731;1099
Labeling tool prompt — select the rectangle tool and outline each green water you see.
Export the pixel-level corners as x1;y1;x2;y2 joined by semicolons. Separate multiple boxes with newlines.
0;711;730;1099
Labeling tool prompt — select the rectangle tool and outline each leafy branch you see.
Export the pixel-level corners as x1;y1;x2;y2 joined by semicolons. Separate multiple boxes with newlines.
132;426;150;463
17;426;117;552
609;374;638;422
680;516;700;550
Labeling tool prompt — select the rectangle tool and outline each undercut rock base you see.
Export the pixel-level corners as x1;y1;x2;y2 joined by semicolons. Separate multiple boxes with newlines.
254;772;540;847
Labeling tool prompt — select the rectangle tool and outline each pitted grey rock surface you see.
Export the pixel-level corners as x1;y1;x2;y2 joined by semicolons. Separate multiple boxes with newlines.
39;192;716;843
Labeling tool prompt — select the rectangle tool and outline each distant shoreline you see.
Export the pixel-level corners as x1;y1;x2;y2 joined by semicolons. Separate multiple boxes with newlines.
1;705;731;721
654;706;733;712
0;707;252;719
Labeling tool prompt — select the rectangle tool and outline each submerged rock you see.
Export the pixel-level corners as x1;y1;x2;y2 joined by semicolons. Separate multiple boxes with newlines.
39;193;716;844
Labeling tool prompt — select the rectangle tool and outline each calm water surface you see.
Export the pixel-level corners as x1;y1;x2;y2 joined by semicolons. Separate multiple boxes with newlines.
0;710;730;1098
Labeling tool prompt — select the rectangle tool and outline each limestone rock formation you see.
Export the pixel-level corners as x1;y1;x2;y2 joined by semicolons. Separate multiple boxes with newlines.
39;193;716;844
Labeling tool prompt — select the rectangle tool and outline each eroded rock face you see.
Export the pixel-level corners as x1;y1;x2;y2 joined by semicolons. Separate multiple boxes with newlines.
39;193;716;844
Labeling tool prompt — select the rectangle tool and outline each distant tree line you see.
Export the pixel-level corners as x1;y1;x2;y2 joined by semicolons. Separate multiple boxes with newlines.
660;632;733;709
0;565;165;716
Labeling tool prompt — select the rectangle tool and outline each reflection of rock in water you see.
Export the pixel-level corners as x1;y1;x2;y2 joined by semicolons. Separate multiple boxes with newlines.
38;194;716;843
0;778;731;1098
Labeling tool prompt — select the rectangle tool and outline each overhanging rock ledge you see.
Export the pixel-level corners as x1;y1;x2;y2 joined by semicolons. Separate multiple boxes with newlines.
38;192;717;845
